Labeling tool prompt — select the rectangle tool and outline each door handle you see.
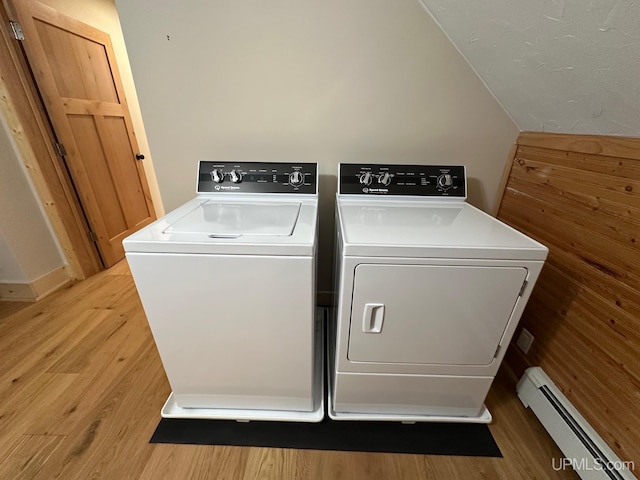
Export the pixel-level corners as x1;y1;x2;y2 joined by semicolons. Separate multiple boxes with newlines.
363;303;385;333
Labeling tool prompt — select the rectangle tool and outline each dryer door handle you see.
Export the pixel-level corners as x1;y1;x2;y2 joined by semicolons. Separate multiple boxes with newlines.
363;303;385;333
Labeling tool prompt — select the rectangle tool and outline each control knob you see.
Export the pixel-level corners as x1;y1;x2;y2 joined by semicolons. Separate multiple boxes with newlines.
378;172;392;186
437;174;453;189
359;172;373;186
229;170;242;183
210;169;224;183
289;170;305;187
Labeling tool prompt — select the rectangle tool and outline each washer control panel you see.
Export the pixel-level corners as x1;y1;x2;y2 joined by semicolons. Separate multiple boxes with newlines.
339;163;466;198
198;161;317;194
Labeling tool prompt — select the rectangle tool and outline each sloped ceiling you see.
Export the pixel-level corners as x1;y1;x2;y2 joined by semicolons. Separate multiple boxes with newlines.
419;0;640;136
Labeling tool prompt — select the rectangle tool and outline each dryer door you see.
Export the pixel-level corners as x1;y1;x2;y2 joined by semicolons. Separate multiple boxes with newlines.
348;264;528;366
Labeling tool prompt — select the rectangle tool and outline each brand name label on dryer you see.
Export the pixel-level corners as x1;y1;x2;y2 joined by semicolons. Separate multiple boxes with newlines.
339;163;466;198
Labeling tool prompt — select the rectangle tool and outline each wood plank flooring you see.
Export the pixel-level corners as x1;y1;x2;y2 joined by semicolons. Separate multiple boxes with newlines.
0;261;578;479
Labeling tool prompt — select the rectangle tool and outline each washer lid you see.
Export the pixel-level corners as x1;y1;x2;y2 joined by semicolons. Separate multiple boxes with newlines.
163;201;301;237
338;199;548;260
123;196;318;255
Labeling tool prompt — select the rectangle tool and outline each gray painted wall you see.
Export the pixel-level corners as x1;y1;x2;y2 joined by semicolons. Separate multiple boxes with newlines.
0;113;65;283
116;0;519;295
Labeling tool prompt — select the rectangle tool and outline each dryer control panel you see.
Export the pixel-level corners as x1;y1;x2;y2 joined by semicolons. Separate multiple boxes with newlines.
339;163;466;198
198;161;317;194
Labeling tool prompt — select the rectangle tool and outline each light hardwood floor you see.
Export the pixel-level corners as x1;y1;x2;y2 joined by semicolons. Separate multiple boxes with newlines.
0;261;578;479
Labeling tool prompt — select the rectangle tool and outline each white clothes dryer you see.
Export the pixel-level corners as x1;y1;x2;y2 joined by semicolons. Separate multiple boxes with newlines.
124;161;323;422
329;163;548;423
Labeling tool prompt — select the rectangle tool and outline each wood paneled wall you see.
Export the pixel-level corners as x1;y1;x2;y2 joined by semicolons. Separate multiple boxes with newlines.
497;132;640;466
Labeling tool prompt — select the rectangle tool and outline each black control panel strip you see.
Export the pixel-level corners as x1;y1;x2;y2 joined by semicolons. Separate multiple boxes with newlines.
197;161;318;194
339;163;466;198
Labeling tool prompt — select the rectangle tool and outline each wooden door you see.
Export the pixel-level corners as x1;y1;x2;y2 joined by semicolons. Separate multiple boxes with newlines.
7;0;156;267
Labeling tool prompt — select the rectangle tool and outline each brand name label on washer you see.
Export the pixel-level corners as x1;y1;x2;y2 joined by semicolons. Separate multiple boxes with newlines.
365;188;388;193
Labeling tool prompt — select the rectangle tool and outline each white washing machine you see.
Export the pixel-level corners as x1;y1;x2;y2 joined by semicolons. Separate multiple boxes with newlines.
329;163;548;423
124;161;323;422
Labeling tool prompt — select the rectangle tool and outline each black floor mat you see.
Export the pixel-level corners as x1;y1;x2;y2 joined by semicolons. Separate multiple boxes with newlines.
150;418;502;457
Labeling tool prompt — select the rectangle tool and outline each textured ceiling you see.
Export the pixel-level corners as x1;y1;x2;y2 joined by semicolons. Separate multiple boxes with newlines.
418;0;640;136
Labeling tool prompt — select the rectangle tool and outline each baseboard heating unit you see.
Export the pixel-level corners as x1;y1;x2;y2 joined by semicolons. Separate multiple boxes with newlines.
517;367;636;480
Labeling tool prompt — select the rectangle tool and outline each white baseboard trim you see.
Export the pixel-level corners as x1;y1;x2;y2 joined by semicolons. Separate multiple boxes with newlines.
517;367;637;480
0;282;35;301
0;266;71;302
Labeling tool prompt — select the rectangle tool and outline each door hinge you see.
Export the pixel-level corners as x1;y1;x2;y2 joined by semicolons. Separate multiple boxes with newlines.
519;280;529;297
494;344;502;359
9;21;24;41
87;231;98;243
54;142;67;157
